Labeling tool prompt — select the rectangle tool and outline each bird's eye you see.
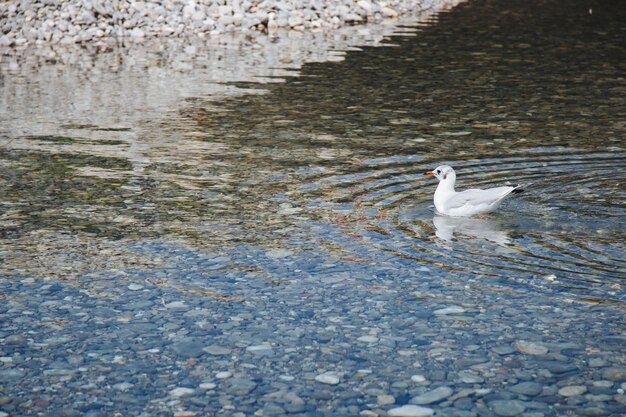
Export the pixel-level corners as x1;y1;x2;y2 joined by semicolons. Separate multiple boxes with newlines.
436;170;440;174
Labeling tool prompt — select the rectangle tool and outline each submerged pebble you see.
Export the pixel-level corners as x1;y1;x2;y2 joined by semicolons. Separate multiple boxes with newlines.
388;405;434;417
410;386;454;405
315;372;341;385
558;385;588;396
514;341;549;356
169;387;195;398
488;400;526;416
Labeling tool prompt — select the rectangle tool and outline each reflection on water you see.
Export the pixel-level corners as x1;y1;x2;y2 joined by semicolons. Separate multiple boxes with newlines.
1;0;625;307
432;215;511;246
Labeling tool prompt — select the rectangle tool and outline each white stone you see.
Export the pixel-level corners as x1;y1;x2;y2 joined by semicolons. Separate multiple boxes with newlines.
388;405;434;417
164;301;187;309
113;382;134;391
199;382;217;389
128;283;143;290
174;412;199;417
357;1;372;11
377;394;395;405
218;5;233;16
411;375;427;383
169;387;195;397
381;7;398;18
0;35;13;47
433;306;466;315
357;335;379;343
315;372;340;385
558;385;587;397
514;341;548;355
266;248;294;258
130;27;144;37
246;344;273;356
216;371;232;379
288;16;304;27
112;355;125;364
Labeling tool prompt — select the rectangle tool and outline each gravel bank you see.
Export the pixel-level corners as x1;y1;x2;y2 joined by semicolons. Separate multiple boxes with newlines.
1;0;448;47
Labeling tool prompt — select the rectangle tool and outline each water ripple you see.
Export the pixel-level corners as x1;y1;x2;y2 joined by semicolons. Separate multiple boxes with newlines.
297;148;626;303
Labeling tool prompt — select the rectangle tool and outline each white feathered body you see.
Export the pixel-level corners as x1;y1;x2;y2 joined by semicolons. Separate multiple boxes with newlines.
431;167;522;217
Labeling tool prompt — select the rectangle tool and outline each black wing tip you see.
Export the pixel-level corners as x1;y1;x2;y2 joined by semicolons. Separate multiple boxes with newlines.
512;186;524;194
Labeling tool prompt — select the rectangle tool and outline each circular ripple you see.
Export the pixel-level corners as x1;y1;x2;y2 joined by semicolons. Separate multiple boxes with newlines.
298;148;626;303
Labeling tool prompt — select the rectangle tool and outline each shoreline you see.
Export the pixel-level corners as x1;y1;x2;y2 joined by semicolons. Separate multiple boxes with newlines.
1;0;458;48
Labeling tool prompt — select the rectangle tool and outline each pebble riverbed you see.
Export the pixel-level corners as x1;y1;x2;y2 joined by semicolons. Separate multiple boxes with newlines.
1;0;443;46
1;240;625;416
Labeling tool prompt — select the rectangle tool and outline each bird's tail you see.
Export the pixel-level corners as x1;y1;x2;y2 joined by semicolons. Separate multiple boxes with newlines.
511;182;532;194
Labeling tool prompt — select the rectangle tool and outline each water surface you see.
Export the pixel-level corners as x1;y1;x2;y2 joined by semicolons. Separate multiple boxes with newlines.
1;0;625;415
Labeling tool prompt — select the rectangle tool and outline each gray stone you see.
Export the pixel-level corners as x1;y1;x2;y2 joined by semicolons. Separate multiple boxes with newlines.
602;367;626;382
492;345;516;355
224;378;257;395
458;370;484;384
171;339;205;357
509;382;543;397
410;386;454;405
558;385;587;397
578;407;610;416
203;345;231;355
489;400;526;416
263;403;286;415
589;358;608;368
0;369;25;382
540;361;577;374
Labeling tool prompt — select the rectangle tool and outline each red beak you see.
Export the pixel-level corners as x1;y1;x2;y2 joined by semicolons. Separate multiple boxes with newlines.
424;171;434;176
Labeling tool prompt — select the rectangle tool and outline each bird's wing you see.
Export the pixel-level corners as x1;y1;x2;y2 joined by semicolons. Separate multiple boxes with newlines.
445;187;515;209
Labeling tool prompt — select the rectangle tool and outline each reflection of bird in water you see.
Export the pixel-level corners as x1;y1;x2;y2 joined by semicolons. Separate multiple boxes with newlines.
425;165;524;217
433;215;512;246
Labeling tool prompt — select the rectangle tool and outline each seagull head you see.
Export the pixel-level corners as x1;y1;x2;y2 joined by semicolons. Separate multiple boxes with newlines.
425;165;455;182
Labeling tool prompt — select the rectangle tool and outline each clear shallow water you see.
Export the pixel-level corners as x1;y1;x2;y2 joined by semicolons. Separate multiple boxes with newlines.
4;0;622;302
300;149;625;291
1;0;626;415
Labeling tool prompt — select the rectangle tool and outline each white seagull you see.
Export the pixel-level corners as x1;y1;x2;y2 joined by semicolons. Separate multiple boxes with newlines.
424;165;524;217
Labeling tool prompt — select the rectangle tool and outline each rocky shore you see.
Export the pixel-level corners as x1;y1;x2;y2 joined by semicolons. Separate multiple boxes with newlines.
1;0;445;47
